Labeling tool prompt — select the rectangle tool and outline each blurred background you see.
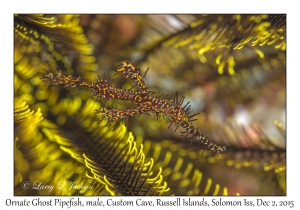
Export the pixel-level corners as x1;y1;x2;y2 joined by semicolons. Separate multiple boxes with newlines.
14;14;286;196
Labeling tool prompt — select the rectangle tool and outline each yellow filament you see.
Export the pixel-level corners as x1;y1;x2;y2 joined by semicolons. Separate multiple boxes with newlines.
213;184;220;196
203;178;212;195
